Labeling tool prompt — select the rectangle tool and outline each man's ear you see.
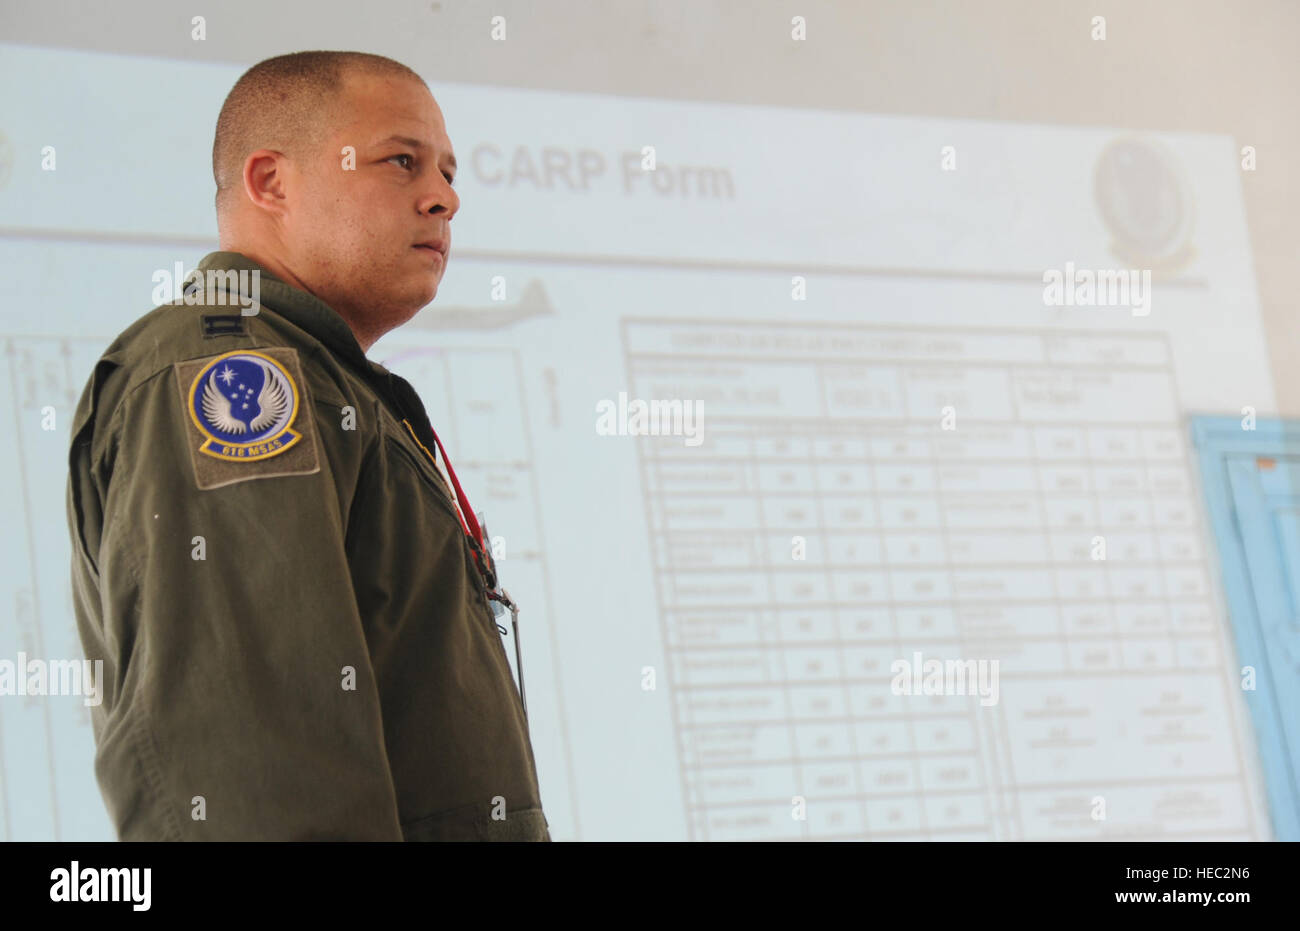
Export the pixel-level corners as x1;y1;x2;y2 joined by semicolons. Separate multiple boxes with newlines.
242;149;291;218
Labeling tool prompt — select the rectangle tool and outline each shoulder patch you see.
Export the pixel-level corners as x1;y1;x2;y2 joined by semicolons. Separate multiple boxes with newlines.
173;347;321;490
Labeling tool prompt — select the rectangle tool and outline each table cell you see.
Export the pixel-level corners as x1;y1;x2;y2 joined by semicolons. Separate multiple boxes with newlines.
1107;567;1166;599
831;571;891;603
1174;637;1218;669
853;719;914;755
919;756;985;793
777;609;837;643
787;684;849;720
894;607;959;640
677;685;789;725
1152;497;1196;528
666;610;763;648
1121;638;1176;670
1088;427;1141;459
875;463;936;494
890;570;953;602
885;532;948;566
815;461;872;493
1044;496;1097;529
805;796;867;838
693;762;799;806
1165;567;1209;598
923;792;989;831
794;722;855;759
684;721;795;765
858;758;919;795
878;497;942;530
913;717;977;753
1141;427;1186;460
1147;465;1192;495
1114;602;1169;635
1094;466;1146;495
782;646;845;683
822;495;879;529
1034;426;1087;459
757;461;816;494
865;798;925;835
706;805;804;841
1067;640;1122;671
839;608;893;642
814;436;869;460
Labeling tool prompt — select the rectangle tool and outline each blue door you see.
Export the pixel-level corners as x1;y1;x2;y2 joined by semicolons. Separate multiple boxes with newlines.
1194;416;1300;840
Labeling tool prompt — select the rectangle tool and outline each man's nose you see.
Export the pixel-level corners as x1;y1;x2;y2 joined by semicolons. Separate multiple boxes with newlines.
419;182;459;218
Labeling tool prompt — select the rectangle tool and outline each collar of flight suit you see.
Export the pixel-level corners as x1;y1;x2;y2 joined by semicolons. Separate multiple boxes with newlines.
185;251;378;376
184;251;424;409
184;251;462;523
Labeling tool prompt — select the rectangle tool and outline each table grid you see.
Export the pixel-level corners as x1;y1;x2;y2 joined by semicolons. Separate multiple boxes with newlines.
625;318;1257;841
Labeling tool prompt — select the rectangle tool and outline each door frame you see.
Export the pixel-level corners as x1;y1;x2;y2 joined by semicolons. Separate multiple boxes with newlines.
1191;414;1300;840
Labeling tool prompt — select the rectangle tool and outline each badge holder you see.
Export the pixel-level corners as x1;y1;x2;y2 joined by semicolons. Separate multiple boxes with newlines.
479;513;528;722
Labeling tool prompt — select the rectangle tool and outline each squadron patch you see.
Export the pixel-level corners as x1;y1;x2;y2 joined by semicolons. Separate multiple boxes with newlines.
174;347;321;490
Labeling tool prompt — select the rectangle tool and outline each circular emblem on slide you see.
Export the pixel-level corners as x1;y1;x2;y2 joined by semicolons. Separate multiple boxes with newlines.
1094;134;1196;274
187;350;302;461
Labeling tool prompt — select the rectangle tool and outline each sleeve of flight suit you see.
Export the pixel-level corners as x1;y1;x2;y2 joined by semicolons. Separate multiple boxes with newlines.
89;357;404;841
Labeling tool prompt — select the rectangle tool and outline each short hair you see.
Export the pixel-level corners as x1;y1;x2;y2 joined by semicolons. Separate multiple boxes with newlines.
212;51;426;215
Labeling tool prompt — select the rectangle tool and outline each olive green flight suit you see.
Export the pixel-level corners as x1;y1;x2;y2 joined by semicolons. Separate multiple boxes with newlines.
65;251;550;841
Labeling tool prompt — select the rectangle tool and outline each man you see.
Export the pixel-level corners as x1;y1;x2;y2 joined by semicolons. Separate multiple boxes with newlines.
64;51;550;841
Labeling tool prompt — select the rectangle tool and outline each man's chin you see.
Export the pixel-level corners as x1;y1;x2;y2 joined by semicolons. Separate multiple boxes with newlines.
401;285;438;321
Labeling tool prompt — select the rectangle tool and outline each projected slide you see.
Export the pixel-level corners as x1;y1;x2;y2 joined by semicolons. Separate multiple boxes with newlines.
0;41;1277;840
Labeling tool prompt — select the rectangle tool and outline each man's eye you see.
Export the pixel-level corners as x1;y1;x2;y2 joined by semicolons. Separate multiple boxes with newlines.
389;154;415;170
445;174;456;187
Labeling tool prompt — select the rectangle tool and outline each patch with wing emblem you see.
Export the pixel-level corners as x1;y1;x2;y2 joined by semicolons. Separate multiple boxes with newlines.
174;347;321;489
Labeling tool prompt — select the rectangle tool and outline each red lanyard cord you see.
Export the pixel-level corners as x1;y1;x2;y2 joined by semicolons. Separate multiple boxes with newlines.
401;418;502;596
401;419;480;543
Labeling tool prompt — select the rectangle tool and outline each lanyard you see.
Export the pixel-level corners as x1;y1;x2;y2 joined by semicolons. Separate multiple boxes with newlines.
401;419;479;540
401;418;529;720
